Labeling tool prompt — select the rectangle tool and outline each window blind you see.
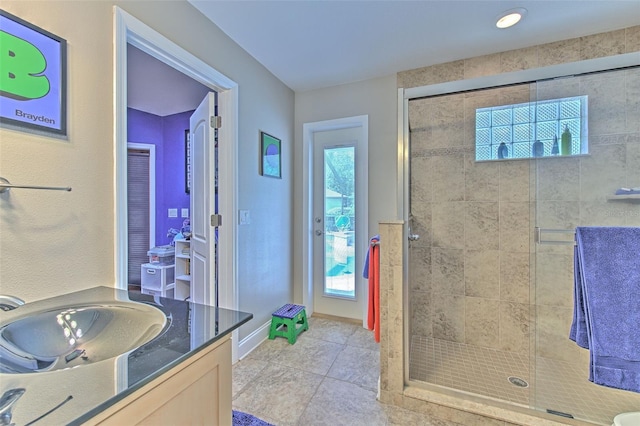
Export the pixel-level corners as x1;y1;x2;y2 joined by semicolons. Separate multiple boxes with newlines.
127;149;151;286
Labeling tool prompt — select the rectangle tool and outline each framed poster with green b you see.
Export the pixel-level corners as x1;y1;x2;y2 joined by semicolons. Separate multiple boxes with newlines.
260;131;281;179
0;10;67;136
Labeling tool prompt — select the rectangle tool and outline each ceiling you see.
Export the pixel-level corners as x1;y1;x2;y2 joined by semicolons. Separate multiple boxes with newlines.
127;45;211;117
128;1;640;116
189;0;640;92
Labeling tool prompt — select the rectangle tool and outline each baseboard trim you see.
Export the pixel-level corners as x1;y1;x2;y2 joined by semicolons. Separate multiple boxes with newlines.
237;319;271;360
311;312;364;326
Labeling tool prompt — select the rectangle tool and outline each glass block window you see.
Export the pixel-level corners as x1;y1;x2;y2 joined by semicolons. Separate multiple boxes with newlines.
475;96;588;161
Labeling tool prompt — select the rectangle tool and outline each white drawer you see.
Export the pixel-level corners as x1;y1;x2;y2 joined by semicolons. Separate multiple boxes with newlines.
141;263;175;291
141;287;175;299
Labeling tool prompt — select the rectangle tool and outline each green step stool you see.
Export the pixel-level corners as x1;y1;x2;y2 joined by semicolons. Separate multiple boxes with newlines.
268;304;309;344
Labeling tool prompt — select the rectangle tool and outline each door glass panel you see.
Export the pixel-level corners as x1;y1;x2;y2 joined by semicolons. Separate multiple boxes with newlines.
323;146;355;299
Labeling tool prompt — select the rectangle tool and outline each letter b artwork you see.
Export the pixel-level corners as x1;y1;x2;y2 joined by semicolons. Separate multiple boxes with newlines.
0;31;51;100
0;10;67;135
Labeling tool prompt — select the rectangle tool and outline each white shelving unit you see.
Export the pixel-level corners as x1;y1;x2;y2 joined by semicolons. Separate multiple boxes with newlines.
174;239;191;301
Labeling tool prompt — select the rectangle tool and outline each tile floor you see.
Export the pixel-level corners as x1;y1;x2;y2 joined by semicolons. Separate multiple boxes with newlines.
232;316;463;426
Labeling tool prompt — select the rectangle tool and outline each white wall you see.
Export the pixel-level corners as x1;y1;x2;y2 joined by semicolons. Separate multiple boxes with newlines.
293;75;399;304
0;1;294;342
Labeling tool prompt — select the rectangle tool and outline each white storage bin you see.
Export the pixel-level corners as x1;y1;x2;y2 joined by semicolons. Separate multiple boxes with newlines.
147;245;175;265
141;263;175;291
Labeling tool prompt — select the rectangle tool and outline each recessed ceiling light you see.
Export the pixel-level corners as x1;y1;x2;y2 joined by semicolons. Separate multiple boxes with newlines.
496;8;527;29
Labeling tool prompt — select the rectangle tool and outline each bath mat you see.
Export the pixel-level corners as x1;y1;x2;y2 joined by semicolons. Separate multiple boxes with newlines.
232;410;274;426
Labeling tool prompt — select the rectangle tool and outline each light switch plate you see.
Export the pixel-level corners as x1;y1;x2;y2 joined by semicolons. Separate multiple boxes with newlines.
181;208;189;218
239;209;250;225
168;208;178;218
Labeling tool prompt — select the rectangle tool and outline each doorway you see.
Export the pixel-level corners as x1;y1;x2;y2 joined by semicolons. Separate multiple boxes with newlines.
126;42;215;301
303;116;368;323
114;7;241;359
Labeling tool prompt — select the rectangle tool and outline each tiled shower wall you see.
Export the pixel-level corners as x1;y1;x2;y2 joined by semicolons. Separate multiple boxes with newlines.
408;84;533;357
400;26;640;363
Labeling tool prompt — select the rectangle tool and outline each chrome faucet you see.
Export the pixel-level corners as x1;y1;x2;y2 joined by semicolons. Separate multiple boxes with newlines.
0;295;24;312
0;388;25;426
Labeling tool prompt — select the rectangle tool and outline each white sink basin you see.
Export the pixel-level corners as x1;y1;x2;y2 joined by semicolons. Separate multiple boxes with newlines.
0;301;167;374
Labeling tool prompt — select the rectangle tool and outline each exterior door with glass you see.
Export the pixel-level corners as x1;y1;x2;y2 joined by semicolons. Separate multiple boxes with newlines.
312;127;363;319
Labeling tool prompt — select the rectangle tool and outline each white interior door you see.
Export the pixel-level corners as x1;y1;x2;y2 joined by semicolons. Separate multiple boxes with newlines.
312;127;365;319
189;92;217;306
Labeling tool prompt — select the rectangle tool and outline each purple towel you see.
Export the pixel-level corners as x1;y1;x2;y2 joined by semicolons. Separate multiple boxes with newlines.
570;227;640;392
615;188;640;195
570;241;590;349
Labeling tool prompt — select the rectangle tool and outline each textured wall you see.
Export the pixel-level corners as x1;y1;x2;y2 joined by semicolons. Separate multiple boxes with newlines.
398;26;640;89
408;85;532;355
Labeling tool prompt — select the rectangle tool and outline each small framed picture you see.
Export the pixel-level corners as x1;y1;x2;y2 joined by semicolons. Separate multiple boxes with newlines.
260;131;281;179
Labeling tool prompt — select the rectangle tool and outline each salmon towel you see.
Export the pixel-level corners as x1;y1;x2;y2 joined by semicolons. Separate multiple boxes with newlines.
367;238;380;343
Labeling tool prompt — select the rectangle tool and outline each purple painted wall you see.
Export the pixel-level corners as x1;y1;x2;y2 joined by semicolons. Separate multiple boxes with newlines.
162;111;192;242
128;108;192;248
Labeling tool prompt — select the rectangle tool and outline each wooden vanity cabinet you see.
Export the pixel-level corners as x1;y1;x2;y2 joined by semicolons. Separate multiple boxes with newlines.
85;336;232;425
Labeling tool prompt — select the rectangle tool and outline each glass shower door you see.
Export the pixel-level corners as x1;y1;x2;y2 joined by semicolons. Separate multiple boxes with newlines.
406;85;535;406
532;67;640;425
404;65;640;424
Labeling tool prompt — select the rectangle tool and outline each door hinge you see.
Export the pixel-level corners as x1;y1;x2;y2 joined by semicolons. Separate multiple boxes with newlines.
211;214;222;227
210;116;222;129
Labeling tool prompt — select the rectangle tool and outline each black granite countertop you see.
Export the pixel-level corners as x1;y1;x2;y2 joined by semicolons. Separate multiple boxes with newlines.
0;286;252;425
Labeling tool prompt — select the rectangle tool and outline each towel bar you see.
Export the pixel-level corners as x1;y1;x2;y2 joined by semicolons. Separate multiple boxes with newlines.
535;227;576;246
0;177;71;194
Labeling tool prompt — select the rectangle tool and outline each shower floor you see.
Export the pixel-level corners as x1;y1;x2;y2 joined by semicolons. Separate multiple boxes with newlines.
409;335;640;425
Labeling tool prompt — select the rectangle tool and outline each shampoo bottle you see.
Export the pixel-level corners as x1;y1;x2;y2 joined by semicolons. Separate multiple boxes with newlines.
560;124;572;155
532;140;544;157
498;142;508;159
551;135;559;155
